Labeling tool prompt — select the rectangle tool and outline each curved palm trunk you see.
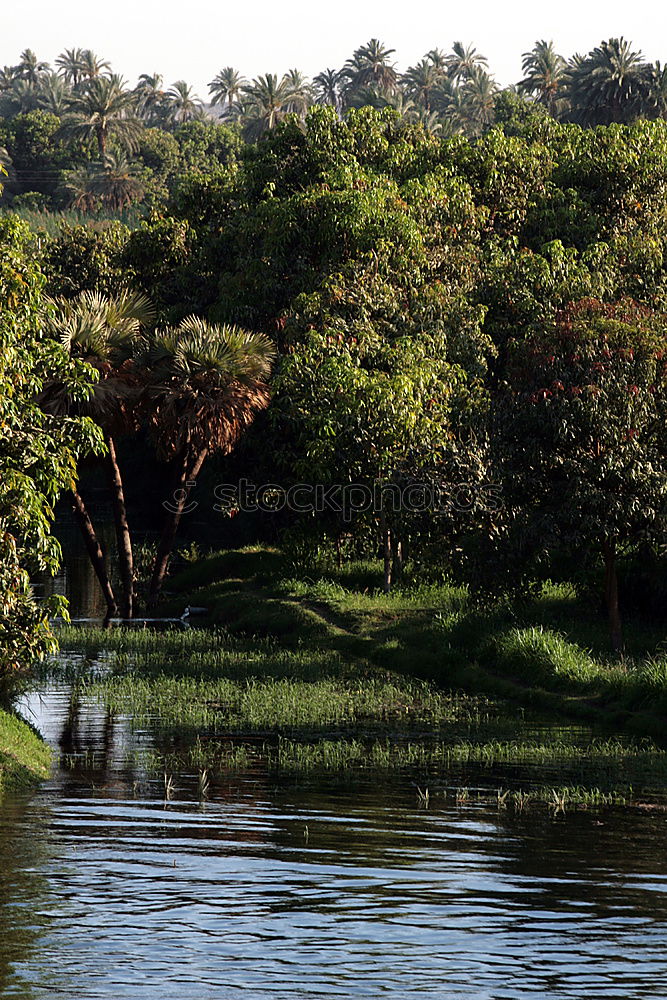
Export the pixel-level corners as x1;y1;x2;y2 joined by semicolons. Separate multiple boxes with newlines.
105;433;134;619
147;447;208;608
71;488;118;617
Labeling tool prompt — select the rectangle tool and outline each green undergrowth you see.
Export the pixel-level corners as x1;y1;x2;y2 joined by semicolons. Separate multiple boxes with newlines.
0;708;51;794
54;546;667;737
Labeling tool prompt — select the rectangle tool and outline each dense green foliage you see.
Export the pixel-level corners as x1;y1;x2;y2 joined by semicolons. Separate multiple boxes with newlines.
1;41;667;658
0;213;101;690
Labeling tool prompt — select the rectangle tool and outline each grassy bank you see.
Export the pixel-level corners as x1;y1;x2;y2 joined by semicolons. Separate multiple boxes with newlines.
138;547;667;734
0;709;51;794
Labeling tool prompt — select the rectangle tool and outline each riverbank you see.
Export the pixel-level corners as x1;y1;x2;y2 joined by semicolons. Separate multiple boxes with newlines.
60;546;667;739
0;708;51;794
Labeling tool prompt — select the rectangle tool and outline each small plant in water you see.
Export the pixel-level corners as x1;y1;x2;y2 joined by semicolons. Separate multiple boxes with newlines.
416;786;430;808
197;769;210;800
164;772;175;801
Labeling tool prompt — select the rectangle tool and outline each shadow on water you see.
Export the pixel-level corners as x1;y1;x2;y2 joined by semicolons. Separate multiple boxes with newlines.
1;684;667;998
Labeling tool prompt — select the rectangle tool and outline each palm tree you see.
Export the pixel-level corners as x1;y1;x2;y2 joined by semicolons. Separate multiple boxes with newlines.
344;38;398;100
56;48;85;87
144;317;275;605
37;73;72;116
0;66;20;92
240;74;294;138
283;69;312;115
403;59;443;110
62;165;98;212
313;68;346;113
1;79;40;114
134;73;166;123
44;290;156;618
644;62;667;119
425;48;448;73
461;67;498;133
92;152;145;210
566;38;647;124
447;42;489;82
61;75;142;156
165;80;202;125
518;40;567;115
17;49;49;86
208;67;247;111
79;50;111;81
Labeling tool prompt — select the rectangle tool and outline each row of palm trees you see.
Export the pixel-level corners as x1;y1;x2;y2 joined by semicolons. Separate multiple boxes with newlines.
2;36;667;144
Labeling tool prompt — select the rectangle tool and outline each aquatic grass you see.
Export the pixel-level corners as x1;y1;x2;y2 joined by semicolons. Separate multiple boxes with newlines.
82;673;492;732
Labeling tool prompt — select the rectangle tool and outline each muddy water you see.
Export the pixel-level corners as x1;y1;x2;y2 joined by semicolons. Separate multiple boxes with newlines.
1;687;667;998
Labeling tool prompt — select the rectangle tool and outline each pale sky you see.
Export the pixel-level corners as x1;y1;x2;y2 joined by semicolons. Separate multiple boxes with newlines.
4;0;666;98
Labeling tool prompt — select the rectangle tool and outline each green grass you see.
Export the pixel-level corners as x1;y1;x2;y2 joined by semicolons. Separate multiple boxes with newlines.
0;709;51;794
53;546;667;740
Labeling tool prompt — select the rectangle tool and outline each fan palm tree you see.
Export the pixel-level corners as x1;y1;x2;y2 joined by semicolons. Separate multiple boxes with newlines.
313;68;346;113
61;75;142;156
518;40;568;115
56;48;85;87
144;317;275;604
240;73;294;138
447;42;488;82
566;37;647;124
44;290;156;618
344;38;398;99
17;49;49;86
37;72;72;116
208;67;247;110
165;80;202;124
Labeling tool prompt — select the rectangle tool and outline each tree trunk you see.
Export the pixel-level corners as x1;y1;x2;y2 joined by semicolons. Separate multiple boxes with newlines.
105;433;134;619
381;514;392;594
97;124;106;157
392;538;403;585
71;488;117;617
603;539;624;653
147;447;208;608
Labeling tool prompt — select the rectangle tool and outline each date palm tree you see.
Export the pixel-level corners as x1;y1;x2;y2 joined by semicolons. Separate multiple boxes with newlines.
283;69;312;115
313;68;346;113
644;61;667;119
208;67;247;110
61;75;142;156
344;38;398;99
461;67;498;133
134;72;166;122
37;73;72;116
447;42;488;83
518;40;567;115
144;317;275;605
0;66;20;92
44;290;156;619
165;80;202;124
92;152;145;210
240;73;294;138
56;48;85;87
17;49;50;87
79;49;111;81
566;37;647;124
403;59;443;110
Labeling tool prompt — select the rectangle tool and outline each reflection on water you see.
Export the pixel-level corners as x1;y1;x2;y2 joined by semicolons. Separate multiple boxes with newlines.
1;689;667;998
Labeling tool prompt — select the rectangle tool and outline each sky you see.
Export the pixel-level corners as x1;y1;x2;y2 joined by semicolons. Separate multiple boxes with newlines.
4;0;666;97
